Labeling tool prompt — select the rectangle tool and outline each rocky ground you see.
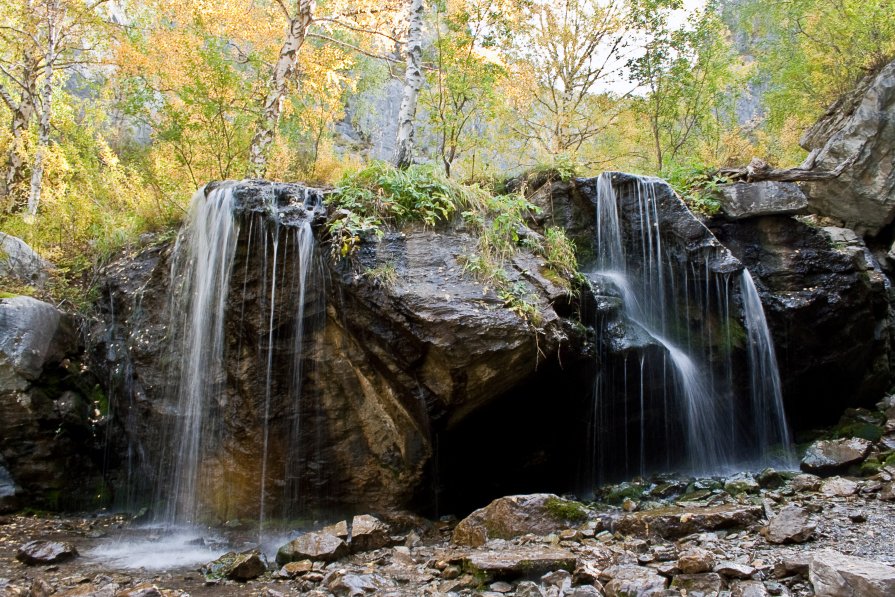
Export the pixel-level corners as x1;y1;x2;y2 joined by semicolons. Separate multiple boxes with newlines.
3;397;895;597
1;469;894;597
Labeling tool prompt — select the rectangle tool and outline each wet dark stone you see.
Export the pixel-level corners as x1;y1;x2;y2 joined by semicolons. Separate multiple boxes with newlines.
16;540;78;565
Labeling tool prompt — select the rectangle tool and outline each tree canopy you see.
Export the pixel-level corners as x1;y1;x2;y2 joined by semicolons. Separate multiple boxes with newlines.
0;0;892;284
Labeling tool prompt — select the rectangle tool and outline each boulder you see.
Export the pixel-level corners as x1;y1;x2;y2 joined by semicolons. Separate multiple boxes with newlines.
800;59;895;236
603;565;667;597
326;572;396;596
808;549;895;596
792;473;822;492
279;559;313;578
276;532;349;564
200;550;266;582
764;505;815;544
677;548;716;574
614;503;763;539
15;540;78;565
670;572;723;595
715;561;758;579
717;181;808;219
452;494;589;547
724;473;760;495
879;482;895;501
801;438;873;475
0;233;52;287
458;546;577;580
731;580;771;597
0;458;18;513
0;296;72;388
90;180;577;519
820;476;859;497
349;514;390;551
0;296;105;511
515;581;546;597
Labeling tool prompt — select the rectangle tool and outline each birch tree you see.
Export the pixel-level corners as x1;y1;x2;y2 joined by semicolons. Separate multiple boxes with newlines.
393;0;424;169
0;0;111;213
247;0;314;178
425;0;511;178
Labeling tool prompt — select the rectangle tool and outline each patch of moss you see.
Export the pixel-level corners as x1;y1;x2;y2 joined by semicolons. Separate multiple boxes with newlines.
883;452;895;467
544;496;589;523
833;422;884;442
859;458;882;476
602;482;646;505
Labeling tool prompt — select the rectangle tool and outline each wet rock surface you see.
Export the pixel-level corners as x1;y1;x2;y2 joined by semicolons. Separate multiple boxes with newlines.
276;532;349;565
15;540;78;565
89;181;580;519
764;505;816;544
808;548;895;596
0;233;53;287
0;296;107;511
709;215;892;427
452;494;590;547
613;503;764;539
801;438;874;475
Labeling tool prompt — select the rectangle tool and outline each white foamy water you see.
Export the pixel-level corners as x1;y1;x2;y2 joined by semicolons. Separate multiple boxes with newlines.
87;532;228;571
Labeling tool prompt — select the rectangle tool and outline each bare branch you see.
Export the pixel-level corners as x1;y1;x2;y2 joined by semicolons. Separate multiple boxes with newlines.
306;33;402;64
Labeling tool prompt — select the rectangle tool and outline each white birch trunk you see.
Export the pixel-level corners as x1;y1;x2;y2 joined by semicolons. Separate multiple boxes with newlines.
28;0;60;216
247;0;313;179
392;0;424;170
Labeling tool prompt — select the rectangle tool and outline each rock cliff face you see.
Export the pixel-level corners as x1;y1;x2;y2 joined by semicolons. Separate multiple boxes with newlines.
91;175;764;518
34;170;895;518
89;181;585;520
0;297;107;511
800;59;895;236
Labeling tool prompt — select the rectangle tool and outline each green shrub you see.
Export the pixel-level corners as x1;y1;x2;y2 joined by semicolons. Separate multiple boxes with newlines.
664;164;726;216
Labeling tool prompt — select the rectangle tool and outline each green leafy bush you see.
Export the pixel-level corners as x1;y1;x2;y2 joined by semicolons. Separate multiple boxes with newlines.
326;161;486;259
664;164;727;216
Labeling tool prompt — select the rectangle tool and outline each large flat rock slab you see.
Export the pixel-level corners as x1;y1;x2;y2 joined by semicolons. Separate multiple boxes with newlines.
456;546;577;580
613;503;764;539
801;59;895;235
718;181;808;219
809;549;895;596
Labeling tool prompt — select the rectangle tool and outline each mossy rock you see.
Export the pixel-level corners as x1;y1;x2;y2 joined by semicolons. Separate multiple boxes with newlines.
859;458;882;477
833;422;884;442
543;496;589;523
602;482;646;505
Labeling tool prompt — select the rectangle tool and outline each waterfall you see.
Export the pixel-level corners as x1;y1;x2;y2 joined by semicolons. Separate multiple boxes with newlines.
740;269;794;464
588;173;792;482
157;182;322;529
162;185;240;525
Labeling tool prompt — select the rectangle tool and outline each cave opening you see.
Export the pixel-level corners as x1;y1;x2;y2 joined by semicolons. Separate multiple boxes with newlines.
430;358;595;517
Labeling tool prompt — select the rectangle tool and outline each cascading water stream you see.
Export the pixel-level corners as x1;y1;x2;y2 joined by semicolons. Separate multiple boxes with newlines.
740;269;795;465
157;182;322;533
589;173;793;481
162;185;240;526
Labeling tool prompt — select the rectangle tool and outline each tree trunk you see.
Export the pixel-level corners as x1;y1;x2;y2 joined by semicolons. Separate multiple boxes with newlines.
247;0;313;179
392;0;424;170
717;155;856;183
28;0;60;216
0;60;38;206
